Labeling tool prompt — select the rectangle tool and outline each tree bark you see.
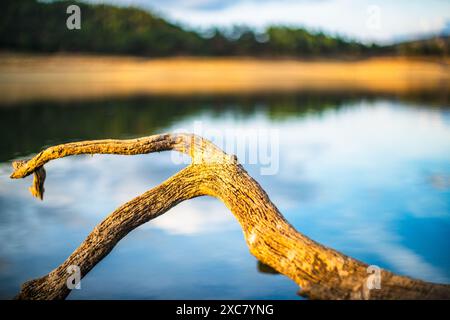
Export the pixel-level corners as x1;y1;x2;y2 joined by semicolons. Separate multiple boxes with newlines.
10;133;450;300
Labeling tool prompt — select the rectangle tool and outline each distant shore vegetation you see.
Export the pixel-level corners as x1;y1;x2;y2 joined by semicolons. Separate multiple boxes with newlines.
0;0;448;57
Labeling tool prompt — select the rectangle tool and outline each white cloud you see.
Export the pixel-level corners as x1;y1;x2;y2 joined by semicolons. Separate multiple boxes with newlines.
148;198;236;235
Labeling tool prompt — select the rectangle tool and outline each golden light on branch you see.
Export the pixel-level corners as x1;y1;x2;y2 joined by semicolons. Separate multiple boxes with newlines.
10;133;450;300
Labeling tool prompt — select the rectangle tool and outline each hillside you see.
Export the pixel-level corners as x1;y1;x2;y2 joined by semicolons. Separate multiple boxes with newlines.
386;36;449;56
0;0;369;57
0;0;447;57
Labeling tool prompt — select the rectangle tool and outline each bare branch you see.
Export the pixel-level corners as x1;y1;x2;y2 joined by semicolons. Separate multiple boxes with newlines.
11;133;450;300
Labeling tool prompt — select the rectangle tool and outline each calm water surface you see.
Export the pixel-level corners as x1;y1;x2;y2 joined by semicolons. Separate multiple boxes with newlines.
0;93;449;299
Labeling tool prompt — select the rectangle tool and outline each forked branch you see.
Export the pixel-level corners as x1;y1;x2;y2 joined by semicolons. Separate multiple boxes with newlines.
10;133;450;300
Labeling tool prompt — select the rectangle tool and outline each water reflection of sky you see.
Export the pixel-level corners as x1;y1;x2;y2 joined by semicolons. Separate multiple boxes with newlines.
0;99;449;299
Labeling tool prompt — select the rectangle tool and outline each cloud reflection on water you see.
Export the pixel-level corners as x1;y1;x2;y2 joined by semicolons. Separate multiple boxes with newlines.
0;97;449;298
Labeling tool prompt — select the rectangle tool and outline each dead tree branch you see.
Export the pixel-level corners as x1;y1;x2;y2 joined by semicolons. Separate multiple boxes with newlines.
10;133;450;300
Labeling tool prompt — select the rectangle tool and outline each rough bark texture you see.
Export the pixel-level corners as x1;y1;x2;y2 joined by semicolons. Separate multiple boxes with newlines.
10;133;450;300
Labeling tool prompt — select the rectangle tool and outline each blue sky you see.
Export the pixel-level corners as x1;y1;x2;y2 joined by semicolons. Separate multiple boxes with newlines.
83;0;450;44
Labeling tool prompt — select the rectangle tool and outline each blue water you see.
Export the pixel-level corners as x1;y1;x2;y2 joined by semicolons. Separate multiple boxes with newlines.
0;96;449;299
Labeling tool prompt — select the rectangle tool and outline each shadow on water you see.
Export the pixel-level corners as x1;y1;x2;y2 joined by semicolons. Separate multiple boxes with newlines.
257;261;280;275
0;89;448;162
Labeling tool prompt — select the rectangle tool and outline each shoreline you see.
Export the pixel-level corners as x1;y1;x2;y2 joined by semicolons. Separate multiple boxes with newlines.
0;53;448;104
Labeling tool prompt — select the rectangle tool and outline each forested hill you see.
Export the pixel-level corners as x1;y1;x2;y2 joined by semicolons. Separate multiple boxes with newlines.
0;0;447;57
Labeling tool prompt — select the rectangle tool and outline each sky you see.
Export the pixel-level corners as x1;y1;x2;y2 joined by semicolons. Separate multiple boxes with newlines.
83;0;450;44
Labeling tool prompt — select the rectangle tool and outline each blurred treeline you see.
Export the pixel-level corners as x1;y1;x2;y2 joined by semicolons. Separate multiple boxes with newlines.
0;0;448;57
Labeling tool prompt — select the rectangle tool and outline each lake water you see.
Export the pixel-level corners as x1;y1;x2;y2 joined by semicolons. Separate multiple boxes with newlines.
0;92;449;299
